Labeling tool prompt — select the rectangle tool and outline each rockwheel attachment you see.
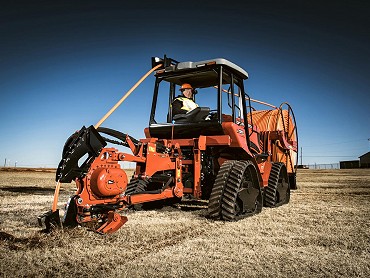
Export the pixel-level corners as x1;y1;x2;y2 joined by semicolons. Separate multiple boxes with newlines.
264;162;290;207
207;160;263;221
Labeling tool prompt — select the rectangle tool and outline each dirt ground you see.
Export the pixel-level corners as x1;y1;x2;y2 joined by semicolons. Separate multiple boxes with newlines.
0;168;369;277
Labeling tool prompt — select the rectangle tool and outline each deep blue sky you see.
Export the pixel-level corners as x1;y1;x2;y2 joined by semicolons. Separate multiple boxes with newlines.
1;0;369;167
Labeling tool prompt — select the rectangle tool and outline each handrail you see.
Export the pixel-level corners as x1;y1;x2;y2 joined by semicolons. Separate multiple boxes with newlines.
213;86;278;109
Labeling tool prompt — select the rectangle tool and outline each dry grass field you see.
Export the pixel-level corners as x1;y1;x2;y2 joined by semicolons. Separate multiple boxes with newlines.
0;168;369;277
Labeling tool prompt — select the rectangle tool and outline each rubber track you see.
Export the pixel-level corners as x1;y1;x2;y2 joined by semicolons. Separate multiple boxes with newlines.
264;162;284;207
207;160;236;219
221;161;247;221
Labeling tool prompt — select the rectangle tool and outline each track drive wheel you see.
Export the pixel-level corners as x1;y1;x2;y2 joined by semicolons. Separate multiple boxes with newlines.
207;160;263;221
264;162;290;207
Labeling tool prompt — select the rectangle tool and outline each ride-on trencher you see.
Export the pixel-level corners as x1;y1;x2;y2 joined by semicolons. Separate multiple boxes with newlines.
38;55;298;234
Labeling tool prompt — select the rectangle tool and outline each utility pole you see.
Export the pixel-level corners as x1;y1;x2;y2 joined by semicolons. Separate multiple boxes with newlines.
300;147;303;165
4;158;6;167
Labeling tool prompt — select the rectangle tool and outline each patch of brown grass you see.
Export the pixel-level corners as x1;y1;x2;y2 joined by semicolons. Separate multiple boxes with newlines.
0;169;369;277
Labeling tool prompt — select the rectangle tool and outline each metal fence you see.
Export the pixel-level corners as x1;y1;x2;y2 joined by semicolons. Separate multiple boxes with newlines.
306;163;340;170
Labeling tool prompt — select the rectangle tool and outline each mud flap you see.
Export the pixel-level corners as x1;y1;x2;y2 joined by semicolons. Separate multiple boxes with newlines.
62;196;79;228
38;209;62;233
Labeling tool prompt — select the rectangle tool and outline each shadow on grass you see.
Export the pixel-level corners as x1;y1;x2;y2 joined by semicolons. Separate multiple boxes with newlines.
0;186;63;195
0;230;46;250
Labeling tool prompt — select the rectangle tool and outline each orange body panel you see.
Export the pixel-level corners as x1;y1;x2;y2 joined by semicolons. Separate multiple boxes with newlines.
258;161;272;187
129;188;176;204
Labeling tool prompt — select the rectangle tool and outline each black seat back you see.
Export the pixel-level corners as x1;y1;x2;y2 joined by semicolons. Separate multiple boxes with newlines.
172;107;210;123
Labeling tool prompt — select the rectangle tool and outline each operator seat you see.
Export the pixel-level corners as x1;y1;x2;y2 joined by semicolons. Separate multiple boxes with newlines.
149;107;223;139
172;107;210;123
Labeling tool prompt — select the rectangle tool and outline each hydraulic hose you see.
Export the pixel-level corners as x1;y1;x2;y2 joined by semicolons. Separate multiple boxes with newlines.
52;181;61;212
94;63;163;129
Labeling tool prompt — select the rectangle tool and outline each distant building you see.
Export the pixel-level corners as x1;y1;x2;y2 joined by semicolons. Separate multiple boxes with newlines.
359;152;370;168
340;160;360;169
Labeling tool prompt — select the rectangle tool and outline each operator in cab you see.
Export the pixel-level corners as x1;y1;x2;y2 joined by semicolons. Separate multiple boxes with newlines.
171;83;199;117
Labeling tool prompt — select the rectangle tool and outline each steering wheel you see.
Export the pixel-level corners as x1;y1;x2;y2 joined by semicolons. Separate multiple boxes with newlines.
206;109;218;121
